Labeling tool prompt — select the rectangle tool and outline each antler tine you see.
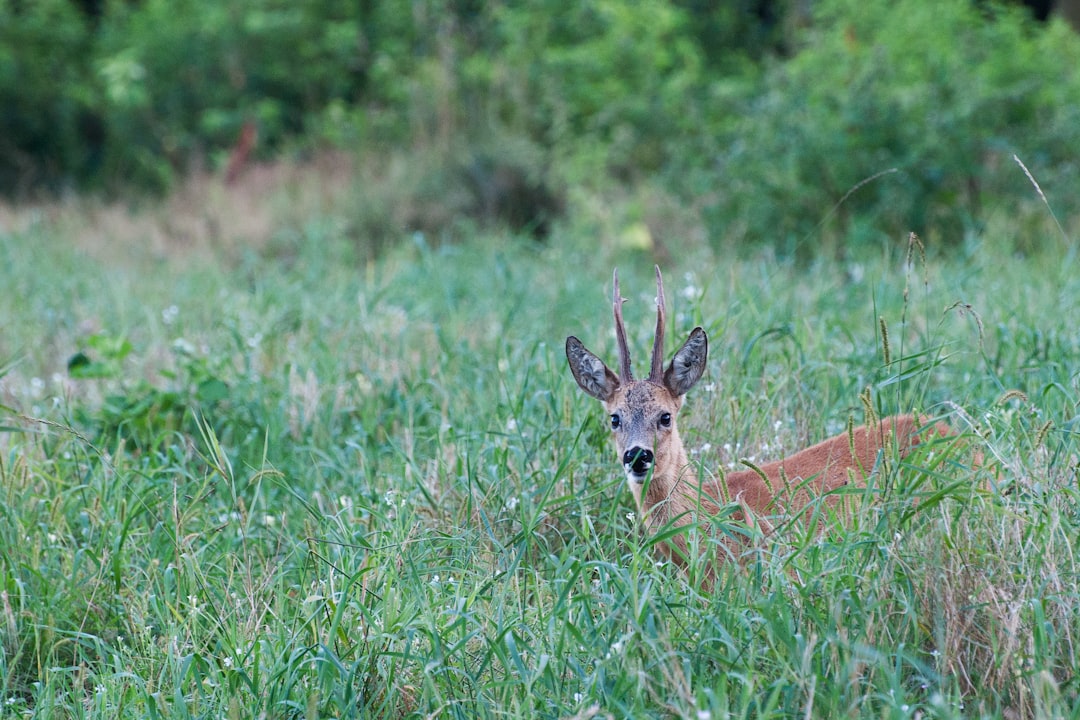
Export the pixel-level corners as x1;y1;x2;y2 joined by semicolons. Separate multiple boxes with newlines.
649;265;666;382
612;268;633;380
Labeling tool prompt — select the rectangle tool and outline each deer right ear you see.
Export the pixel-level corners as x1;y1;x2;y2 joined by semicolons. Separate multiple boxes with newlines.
566;336;620;402
664;327;707;396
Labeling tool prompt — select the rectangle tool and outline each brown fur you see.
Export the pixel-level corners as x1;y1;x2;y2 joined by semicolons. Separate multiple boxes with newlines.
634;410;949;565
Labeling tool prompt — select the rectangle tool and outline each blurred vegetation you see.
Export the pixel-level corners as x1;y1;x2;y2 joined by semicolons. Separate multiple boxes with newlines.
707;0;1080;252
2;0;1078;249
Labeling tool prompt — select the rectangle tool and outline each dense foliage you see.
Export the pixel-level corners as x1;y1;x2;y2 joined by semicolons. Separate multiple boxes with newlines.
0;0;739;192
707;0;1080;250
3;0;1078;249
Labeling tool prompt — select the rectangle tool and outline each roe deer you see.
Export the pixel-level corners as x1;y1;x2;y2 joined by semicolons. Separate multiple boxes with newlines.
565;266;951;565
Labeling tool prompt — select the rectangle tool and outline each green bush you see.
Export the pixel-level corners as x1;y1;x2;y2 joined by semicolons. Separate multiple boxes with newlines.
92;0;372;190
696;0;1080;252
0;0;400;193
0;0;98;193
493;0;706;180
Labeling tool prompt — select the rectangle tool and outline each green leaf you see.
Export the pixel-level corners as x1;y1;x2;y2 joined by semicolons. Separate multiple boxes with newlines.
196;378;230;404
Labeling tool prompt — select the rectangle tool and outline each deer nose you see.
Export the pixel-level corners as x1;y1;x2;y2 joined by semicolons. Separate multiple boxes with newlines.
623;447;654;476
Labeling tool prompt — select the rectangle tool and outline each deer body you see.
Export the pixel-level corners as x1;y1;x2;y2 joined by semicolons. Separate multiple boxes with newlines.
566;267;947;565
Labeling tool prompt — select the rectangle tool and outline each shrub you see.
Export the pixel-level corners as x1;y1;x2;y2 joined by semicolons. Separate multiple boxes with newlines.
92;0;371;190
494;0;707;181
0;0;98;193
695;0;1080;252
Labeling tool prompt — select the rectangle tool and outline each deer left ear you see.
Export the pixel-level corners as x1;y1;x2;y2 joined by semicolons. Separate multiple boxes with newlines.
664;327;707;396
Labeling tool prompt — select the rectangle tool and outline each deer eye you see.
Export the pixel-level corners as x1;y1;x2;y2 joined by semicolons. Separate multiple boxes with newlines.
610;414;621;430
658;412;672;428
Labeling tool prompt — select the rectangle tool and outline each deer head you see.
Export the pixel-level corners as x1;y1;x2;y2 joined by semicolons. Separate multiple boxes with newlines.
565;267;708;492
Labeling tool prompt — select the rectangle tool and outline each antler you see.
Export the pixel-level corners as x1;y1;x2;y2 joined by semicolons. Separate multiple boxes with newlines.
613;269;633;380
649;265;666;382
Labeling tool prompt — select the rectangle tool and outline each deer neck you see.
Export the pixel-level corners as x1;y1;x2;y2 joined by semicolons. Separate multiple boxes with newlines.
630;428;782;526
629;429;708;526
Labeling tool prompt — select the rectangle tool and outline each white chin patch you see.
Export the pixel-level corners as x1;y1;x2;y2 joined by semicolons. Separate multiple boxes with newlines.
625;470;647;485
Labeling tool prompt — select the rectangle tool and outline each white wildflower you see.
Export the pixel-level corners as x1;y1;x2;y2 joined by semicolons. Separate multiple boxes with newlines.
355;373;374;394
172;338;196;355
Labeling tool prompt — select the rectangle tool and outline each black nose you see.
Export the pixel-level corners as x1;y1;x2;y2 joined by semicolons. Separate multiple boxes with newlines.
623;447;653;475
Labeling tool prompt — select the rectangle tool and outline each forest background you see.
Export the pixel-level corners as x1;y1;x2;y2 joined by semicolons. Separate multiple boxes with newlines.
4;0;1080;252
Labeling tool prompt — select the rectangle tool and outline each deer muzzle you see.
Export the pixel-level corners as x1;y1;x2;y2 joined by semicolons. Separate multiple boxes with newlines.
623;446;654;481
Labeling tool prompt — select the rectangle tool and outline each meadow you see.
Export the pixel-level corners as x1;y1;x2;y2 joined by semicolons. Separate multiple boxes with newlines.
1;177;1078;719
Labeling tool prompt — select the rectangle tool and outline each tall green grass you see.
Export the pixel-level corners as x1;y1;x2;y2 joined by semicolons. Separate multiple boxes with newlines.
1;212;1078;718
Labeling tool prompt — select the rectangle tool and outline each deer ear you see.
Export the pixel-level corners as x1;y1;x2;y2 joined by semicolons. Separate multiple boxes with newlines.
664;327;707;397
566;336;620;402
